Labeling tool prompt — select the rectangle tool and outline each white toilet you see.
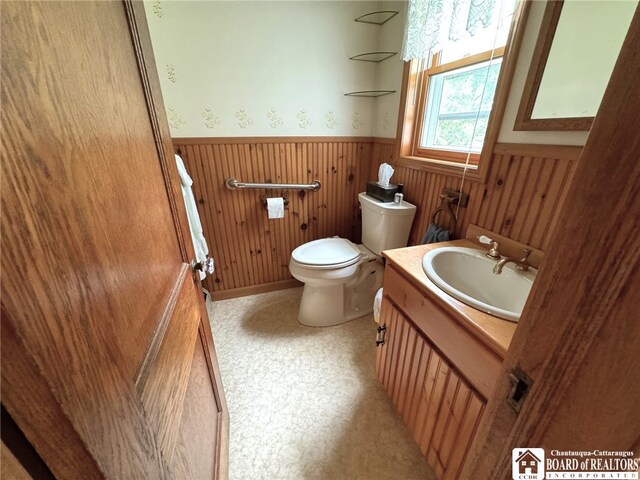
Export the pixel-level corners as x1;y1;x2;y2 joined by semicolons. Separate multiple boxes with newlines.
289;192;416;327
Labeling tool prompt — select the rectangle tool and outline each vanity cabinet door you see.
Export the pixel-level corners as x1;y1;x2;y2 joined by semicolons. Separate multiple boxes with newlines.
383;265;502;399
376;298;486;480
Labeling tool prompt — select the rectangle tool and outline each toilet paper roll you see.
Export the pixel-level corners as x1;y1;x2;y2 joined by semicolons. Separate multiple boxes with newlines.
266;197;285;219
373;287;383;324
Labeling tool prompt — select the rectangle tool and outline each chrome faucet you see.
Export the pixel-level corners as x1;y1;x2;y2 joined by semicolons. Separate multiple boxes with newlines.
493;249;532;275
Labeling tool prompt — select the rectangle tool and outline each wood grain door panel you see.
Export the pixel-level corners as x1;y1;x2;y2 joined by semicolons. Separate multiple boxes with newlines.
1;1;227;478
136;264;202;464
1;0;184;379
171;324;222;479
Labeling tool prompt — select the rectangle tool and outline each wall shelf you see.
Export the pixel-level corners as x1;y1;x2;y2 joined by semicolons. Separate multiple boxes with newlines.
354;10;399;25
347;11;399;100
344;90;396;98
349;51;397;63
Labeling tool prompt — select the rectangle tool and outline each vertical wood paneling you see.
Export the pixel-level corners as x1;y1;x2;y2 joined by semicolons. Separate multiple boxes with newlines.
174;137;578;294
383;305;401;389
407;341;430;428
444;393;484;480
438;382;472;469
174;138;374;293
386;144;579;250
375;301;486;480
392;317;411;406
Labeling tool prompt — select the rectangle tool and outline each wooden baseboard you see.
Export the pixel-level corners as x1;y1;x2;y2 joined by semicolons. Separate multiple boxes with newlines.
210;279;302;301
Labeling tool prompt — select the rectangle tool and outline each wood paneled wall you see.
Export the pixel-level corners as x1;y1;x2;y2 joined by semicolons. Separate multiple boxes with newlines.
174;137;580;296
382;143;581;251
174;138;383;295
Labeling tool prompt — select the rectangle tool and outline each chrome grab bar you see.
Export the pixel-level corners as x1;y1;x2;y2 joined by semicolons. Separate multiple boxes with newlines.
225;177;321;191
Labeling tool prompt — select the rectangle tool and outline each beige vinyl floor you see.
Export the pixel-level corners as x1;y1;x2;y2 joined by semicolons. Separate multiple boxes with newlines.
207;287;436;480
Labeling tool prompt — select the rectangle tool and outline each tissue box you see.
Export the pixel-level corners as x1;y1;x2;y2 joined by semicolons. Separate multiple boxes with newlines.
366;182;398;203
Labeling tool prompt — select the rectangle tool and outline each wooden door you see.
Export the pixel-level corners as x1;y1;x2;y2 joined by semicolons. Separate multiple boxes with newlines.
1;2;228;479
463;6;640;479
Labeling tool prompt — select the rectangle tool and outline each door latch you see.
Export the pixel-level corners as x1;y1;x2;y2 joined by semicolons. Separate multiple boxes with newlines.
192;257;215;276
507;368;532;413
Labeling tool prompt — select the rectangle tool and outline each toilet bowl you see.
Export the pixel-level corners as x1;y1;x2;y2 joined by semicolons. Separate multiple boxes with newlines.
289;193;416;327
289;238;384;327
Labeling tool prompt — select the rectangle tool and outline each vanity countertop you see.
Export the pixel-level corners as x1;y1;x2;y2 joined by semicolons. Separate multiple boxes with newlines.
383;239;517;358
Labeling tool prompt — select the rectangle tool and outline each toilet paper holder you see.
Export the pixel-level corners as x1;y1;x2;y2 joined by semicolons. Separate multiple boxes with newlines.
260;193;289;209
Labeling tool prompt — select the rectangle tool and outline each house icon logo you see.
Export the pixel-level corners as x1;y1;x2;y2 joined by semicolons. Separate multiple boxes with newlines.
512;448;545;480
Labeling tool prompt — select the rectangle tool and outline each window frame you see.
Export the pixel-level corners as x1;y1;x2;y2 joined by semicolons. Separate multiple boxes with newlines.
413;47;505;165
396;0;531;182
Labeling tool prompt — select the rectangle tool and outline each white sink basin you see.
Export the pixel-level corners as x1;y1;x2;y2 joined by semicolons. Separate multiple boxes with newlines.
422;247;537;322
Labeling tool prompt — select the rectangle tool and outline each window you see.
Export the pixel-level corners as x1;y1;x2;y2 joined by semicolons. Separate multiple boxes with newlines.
415;50;503;163
398;0;525;177
421;57;502;153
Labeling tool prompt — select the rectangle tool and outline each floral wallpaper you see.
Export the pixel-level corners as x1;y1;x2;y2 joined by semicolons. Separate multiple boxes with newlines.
266;109;284;129
151;0;163;18
351;112;364;130
325;111;338;130
296;110;312;129
144;1;405;137
167;107;186;129
166;64;176;83
201;108;220;129
235;109;253;129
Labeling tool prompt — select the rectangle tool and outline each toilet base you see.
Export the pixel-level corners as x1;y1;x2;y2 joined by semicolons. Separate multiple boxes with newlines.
297;259;384;327
298;284;345;327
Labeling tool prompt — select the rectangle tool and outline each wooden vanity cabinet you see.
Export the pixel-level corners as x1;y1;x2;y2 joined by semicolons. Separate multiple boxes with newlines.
376;264;504;480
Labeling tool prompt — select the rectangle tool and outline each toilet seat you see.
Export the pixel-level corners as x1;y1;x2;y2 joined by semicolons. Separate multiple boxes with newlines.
291;237;361;270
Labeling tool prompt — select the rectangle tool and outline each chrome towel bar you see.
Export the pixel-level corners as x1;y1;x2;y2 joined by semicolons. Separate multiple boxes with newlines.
225;177;321;191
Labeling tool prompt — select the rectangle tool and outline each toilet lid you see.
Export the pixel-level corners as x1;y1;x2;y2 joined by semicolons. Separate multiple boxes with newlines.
291;237;361;267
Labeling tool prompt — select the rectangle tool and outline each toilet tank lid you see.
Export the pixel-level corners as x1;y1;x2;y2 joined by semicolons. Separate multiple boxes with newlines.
358;192;416;215
291;237;360;266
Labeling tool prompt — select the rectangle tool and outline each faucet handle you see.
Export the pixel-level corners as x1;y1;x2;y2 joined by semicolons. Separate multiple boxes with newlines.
478;235;493;245
513;248;533;271
478;235;501;259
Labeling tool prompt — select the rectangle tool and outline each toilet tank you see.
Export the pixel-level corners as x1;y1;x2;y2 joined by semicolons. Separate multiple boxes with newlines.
358;192;417;255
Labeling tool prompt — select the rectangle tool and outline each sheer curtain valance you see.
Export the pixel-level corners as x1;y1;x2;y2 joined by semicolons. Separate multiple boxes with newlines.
402;0;507;61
